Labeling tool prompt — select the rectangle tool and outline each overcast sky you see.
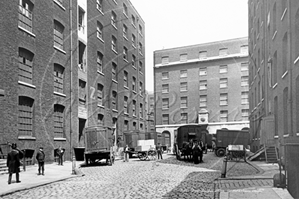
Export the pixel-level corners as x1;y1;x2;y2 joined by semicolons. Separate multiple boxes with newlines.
129;0;249;92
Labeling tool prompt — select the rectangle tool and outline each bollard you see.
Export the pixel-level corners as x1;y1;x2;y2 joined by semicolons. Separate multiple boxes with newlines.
221;156;228;178
72;156;76;175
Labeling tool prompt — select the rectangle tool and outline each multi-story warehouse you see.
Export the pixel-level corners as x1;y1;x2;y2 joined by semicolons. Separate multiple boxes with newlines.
145;91;155;132
0;0;145;162
248;0;298;197
154;37;250;151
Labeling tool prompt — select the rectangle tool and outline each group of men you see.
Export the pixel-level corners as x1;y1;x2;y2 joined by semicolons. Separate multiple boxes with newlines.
6;143;64;184
190;139;205;164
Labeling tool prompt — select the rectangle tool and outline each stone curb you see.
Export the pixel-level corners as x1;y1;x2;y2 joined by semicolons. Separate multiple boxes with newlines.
0;167;84;197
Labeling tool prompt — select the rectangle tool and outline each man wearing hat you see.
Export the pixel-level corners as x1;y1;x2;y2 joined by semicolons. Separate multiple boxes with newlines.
7;143;21;184
36;147;45;175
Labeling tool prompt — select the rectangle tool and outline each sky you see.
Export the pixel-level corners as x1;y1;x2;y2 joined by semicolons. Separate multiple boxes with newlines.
129;0;249;92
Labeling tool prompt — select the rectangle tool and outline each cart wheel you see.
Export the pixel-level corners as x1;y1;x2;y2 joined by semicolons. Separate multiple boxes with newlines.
148;150;157;160
138;152;147;161
216;148;226;157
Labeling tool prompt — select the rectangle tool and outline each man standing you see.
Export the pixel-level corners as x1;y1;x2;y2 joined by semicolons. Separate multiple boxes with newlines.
123;145;130;162
199;139;204;163
36;147;45;175
157;143;163;160
7;143;21;184
57;146;64;166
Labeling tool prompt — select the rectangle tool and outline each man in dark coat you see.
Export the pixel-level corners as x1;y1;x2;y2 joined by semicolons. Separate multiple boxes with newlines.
7;143;21;184
56;146;64;166
157;143;163;160
192;140;201;164
36;147;45;175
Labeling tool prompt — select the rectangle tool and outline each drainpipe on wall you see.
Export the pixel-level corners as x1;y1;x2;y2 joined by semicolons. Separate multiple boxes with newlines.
69;0;75;174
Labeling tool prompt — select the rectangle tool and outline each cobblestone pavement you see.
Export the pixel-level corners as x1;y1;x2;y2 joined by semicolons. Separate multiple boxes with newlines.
1;157;220;199
159;152;260;177
1;152;265;199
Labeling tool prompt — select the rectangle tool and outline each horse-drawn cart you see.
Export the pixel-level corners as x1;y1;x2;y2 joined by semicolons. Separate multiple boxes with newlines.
132;139;157;161
84;126;114;166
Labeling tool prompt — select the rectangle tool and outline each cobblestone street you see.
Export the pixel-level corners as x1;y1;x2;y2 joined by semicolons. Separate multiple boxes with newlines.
2;153;222;199
1;152;276;199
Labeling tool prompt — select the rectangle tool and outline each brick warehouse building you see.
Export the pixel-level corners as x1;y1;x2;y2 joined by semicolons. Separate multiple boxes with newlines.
154;37;250;151
248;0;298;197
0;0;145;162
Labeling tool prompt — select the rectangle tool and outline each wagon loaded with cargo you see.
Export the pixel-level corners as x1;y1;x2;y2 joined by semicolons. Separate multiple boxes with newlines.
214;129;250;157
174;124;209;160
84;126;114;165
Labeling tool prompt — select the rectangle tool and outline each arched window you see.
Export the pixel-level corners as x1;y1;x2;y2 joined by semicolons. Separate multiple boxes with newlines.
19;48;34;84
54;20;64;50
54;64;64;94
54;104;65;138
18;96;34;137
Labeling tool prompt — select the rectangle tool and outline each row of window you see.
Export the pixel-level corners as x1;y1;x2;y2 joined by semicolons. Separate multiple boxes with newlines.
18;96;65;138
97;22;143;55
95;82;144;117
161;109;249;125
161;77;249;93
97;0;143;35
161;63;248;80
162;92;249;110
161;45;248;65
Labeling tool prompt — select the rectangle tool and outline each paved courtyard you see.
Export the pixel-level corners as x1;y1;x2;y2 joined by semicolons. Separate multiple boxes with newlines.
1;156;220;199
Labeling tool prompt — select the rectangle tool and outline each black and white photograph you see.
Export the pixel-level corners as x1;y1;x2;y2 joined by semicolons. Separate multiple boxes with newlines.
0;0;298;198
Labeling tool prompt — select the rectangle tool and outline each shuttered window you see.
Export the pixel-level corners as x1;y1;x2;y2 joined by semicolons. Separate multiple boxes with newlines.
19;48;33;84
18;0;33;33
54;20;64;49
54;64;64;94
54;104;64;138
18;96;34;137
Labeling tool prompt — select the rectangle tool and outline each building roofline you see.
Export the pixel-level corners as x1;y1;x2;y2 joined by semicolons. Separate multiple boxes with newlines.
154;36;248;53
127;0;145;24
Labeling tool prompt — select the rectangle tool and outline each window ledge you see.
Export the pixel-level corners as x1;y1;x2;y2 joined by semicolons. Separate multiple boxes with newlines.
132;66;137;70
54;46;66;54
113;0;117;4
98;36;105;43
54;137;67;141
53;0;66;10
112;24;118;30
297;133;299;136
294;57;299;64
139;71;143;75
18;81;36;89
132;90;137;94
124;112;129;116
97;8;104;16
123;35;128;41
180;90;188;92
281;8;287;21
162;92;169;94
132;44;136;49
132;23;136;29
112;79;118;84
139;93;143;98
123;12;129;18
54;91;66;97
97;70;105;76
272;31;277;40
112;48;118;55
123;59;129;63
162;108;169;110
124;86;129;90
97;104;105;108
112;109;118;113
18;136;36;140
281;71;288;79
18;26;36;37
283;134;289;138
274;135;279;139
162;78;169;80
272;83;278;89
